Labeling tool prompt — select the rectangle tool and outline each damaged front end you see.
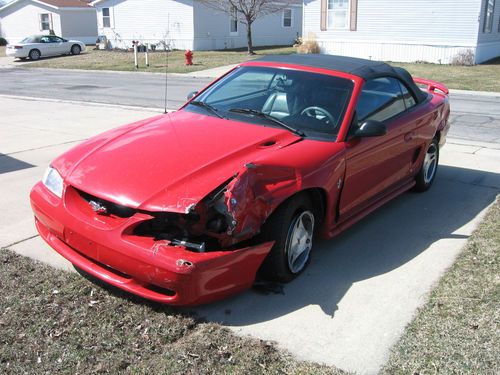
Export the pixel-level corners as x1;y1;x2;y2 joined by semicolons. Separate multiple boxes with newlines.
131;162;297;254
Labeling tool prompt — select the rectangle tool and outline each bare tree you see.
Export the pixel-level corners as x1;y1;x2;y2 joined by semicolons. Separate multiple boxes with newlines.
199;0;294;54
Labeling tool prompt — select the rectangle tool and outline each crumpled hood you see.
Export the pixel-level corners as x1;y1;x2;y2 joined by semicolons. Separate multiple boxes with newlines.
58;110;301;213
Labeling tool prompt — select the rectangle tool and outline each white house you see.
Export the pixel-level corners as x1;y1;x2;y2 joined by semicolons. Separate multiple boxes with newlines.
0;0;97;44
91;0;302;50
303;0;500;64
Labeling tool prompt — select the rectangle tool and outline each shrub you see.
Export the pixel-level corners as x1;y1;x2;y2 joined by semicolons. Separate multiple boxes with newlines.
0;37;8;46
451;49;475;66
295;37;320;54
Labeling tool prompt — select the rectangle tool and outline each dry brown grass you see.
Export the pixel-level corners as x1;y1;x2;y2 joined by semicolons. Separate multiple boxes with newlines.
0;249;344;375
0;46;6;58
25;45;295;74
394;59;500;92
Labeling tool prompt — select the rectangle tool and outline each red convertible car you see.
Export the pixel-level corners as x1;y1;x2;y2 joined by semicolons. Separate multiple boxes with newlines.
30;55;450;306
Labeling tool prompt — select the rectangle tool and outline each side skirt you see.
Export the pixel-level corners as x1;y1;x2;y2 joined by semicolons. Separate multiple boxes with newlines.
327;179;416;238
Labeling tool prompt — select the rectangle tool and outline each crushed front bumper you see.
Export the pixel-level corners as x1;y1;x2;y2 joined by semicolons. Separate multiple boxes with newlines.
30;182;273;306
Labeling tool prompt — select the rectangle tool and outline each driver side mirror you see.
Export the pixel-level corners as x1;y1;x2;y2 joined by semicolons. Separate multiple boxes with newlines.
187;91;198;100
354;120;387;138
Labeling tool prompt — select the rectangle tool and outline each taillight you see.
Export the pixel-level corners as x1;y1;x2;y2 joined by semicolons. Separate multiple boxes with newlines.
14;46;23;49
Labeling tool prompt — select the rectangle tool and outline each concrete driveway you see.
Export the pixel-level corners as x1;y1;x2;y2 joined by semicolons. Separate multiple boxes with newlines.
1;95;499;374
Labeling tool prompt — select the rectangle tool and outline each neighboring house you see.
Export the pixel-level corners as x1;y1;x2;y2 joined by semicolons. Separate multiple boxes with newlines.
303;0;500;64
91;0;302;50
0;0;97;44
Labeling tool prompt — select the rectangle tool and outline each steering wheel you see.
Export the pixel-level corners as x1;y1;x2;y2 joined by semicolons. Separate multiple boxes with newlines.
300;106;336;126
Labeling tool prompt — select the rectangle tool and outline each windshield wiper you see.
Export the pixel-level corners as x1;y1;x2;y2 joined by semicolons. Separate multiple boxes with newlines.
229;108;305;137
190;100;225;119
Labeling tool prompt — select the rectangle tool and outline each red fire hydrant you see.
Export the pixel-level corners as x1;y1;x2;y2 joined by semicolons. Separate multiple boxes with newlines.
185;49;193;66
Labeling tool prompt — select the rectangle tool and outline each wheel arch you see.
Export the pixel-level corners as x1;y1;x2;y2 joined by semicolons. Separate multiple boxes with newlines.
266;187;328;225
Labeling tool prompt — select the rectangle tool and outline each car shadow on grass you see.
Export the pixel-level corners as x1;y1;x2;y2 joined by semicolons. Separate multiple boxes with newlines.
192;164;500;324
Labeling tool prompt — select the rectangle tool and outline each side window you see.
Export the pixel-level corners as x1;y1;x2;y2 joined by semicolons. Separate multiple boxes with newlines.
356;77;406;123
48;36;62;43
398;81;417;110
206;69;275;103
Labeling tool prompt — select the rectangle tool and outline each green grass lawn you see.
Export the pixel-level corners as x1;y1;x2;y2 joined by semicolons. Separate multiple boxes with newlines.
26;45;295;74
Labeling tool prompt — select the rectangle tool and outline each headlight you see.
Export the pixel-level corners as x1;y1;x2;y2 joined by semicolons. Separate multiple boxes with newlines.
42;166;63;198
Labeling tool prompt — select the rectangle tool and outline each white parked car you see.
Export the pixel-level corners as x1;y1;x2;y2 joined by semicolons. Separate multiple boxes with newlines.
6;35;86;61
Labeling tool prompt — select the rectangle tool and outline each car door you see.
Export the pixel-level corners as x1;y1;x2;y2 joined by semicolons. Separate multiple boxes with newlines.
338;76;418;220
38;35;54;56
48;36;67;55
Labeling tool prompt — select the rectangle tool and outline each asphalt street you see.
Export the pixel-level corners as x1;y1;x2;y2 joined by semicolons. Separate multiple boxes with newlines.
1;67;500;145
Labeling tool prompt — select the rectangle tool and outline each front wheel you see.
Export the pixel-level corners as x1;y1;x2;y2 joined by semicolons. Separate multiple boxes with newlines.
259;195;315;282
415;138;439;192
71;44;81;55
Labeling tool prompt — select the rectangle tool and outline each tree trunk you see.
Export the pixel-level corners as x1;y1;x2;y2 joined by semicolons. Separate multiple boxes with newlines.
246;19;254;55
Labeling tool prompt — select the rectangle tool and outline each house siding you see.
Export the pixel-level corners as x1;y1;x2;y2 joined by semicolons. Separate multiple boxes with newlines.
476;0;500;62
303;0;486;64
193;2;302;50
95;0;194;50
60;9;98;44
0;0;62;43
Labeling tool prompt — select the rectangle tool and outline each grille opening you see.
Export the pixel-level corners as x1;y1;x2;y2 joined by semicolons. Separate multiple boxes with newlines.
134;218;221;252
142;283;176;297
75;188;136;218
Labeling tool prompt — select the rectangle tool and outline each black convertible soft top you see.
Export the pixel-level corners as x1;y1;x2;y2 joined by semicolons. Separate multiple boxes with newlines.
255;54;428;103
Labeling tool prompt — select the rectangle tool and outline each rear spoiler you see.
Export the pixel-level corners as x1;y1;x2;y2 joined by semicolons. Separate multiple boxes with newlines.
413;77;449;95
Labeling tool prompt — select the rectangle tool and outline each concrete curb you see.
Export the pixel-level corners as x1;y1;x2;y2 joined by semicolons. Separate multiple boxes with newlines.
0;94;167;113
449;89;500;97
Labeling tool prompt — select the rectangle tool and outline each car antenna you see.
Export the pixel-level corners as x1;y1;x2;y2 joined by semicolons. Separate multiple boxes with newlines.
163;14;170;114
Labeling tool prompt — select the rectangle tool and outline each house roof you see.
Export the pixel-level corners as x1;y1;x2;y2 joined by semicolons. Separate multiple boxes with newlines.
0;0;92;12
91;0;302;6
41;0;92;7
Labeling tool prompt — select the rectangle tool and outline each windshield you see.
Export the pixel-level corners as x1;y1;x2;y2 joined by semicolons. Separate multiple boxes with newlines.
186;66;354;138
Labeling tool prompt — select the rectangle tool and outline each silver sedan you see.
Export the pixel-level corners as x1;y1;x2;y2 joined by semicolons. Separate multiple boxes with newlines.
6;35;86;61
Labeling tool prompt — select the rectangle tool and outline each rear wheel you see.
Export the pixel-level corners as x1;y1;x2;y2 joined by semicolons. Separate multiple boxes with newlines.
259;194;315;282
29;49;40;61
415;138;439;192
71;44;81;55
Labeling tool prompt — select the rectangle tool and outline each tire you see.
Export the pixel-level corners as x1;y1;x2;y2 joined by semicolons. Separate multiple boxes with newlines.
259;194;315;282
415;138;439;192
71;44;81;55
29;49;41;61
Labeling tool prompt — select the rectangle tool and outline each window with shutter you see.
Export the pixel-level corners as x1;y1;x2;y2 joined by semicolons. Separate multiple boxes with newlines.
328;0;349;29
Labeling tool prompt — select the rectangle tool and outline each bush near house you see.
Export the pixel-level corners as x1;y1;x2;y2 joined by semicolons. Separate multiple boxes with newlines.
0;38;8;47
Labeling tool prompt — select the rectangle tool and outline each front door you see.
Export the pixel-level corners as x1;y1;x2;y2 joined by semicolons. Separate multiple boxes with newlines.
339;77;418;220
